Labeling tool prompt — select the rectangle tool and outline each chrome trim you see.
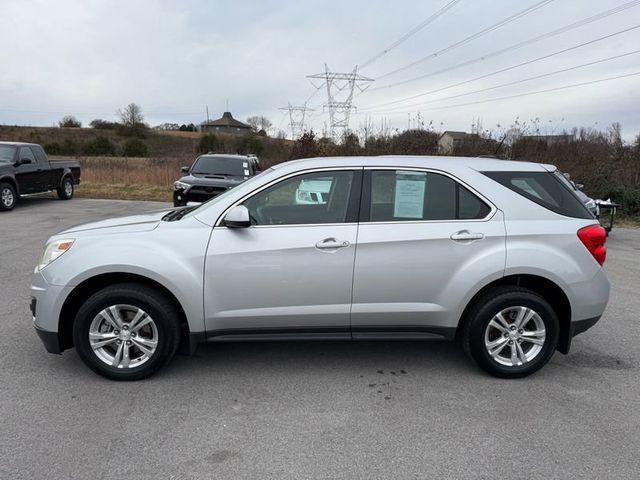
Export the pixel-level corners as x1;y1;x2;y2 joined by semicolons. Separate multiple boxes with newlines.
214;164;497;228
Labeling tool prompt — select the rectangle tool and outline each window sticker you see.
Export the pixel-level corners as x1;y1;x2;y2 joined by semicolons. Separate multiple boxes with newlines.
394;171;427;219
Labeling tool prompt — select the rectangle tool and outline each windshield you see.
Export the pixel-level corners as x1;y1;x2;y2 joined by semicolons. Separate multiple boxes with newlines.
0;145;16;162
191;156;249;176
181;168;273;220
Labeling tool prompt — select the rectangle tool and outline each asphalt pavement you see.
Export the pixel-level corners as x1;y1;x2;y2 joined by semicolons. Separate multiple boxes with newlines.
1;195;640;479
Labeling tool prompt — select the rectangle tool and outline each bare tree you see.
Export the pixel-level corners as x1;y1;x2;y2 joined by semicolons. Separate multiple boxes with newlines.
246;115;260;133
117;103;145;129
246;115;272;134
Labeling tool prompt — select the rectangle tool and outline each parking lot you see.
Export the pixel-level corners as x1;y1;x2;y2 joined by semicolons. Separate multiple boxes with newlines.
1;196;640;479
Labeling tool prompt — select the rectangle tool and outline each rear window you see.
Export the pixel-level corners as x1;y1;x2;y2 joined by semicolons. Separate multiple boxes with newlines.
483;171;593;219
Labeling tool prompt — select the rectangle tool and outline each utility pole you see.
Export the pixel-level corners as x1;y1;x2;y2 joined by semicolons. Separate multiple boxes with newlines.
279;103;314;140
307;64;373;139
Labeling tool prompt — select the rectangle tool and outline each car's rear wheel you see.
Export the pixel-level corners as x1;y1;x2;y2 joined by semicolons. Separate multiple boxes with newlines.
0;182;17;211
73;283;181;380
57;176;74;200
461;287;559;378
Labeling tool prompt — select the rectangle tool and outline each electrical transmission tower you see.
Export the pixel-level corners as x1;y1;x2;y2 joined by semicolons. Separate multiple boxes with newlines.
279;103;314;139
307;64;373;139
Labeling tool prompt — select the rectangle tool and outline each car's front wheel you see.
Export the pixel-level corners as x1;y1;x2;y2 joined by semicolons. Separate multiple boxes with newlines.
0;182;17;211
73;283;181;380
461;287;559;378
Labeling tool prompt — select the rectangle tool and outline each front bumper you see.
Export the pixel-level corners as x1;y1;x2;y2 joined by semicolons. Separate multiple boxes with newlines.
173;187;227;206
31;269;73;354
34;324;61;354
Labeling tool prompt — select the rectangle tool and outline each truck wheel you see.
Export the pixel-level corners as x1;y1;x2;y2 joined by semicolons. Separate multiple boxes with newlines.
0;182;17;211
461;286;559;378
57;176;74;200
72;283;181;381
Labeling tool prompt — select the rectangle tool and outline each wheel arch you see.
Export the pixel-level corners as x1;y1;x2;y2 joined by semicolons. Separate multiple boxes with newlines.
456;274;572;354
58;272;193;354
59;170;74;188
1;175;18;192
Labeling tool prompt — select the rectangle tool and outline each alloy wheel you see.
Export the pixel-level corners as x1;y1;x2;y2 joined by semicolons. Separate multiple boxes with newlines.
88;304;158;369
484;306;546;367
2;187;14;208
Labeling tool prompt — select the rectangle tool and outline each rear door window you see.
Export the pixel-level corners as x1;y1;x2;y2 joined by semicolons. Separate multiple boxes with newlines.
363;170;491;222
483;171;593;219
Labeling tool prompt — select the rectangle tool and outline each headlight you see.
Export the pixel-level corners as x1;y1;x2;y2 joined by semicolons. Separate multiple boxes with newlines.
174;181;190;191
37;239;75;271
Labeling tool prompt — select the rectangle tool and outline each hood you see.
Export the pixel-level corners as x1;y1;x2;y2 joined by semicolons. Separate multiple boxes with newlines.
178;173;247;188
58;209;173;235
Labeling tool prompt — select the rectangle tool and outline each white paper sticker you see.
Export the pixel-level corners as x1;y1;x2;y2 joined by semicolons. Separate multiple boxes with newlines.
394;171;426;219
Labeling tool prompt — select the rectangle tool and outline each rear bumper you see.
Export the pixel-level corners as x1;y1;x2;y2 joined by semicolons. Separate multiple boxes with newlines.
570;315;601;337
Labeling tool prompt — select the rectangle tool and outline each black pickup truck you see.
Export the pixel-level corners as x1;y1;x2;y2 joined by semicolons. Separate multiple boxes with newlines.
0;141;81;211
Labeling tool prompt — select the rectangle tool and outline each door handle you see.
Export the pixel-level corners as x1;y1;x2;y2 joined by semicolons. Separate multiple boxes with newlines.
450;230;485;242
315;237;350;250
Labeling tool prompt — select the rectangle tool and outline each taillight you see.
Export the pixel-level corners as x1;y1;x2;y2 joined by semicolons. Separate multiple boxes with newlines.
577;224;607;266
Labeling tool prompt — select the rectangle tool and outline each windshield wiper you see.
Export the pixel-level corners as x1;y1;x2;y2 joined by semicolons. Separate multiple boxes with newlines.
162;206;196;222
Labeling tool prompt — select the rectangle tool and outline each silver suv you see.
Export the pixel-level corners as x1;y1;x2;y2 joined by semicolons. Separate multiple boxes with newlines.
31;156;610;380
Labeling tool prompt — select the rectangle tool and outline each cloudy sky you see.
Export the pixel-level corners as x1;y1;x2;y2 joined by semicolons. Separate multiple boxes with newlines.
0;0;638;139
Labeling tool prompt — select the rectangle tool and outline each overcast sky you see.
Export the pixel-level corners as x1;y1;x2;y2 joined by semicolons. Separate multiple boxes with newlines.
0;0;638;140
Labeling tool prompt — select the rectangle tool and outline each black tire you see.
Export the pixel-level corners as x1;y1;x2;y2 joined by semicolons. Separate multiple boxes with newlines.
461;286;560;378
73;283;181;381
0;182;17;211
57;176;74;200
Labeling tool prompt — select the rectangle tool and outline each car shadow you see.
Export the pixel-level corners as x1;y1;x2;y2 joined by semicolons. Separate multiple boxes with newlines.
165;339;476;378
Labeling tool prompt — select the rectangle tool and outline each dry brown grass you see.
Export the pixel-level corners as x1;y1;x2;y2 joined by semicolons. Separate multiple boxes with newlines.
52;155;190;187
75;183;172;202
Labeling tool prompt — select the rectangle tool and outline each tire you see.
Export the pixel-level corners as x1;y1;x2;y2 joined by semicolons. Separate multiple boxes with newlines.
461;286;560;378
57;176;74;200
0;182;17;211
72;283;181;381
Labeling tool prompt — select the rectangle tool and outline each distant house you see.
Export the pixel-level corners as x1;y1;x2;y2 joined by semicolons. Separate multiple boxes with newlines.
438;131;477;154
201;112;251;135
521;134;574;146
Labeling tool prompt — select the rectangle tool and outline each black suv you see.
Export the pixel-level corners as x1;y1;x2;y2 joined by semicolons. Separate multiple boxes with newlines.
173;154;261;206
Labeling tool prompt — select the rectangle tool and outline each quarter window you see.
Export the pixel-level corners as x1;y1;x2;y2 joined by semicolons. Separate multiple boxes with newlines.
366;170;490;222
243;170;355;225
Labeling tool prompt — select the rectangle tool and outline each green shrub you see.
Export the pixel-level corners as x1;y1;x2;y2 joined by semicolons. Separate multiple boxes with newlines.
58;115;81;128
122;138;148;157
607;186;640;216
83;136;116;156
198;134;219;153
236;135;264;156
44;140;78;156
89;119;119;129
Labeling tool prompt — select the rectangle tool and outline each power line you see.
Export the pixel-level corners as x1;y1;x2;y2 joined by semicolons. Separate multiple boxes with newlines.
375;0;555;80
307;65;374;138
359;71;640;115
364;49;640;114
358;24;640;112
359;0;462;70
370;0;640;91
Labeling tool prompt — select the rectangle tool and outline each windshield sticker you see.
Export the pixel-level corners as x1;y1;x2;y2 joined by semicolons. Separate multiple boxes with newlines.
394;171;426;219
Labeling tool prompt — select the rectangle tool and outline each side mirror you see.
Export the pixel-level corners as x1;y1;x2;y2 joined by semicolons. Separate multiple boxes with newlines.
19;158;33;165
576;183;584;190
181;166;189;174
223;205;251;228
